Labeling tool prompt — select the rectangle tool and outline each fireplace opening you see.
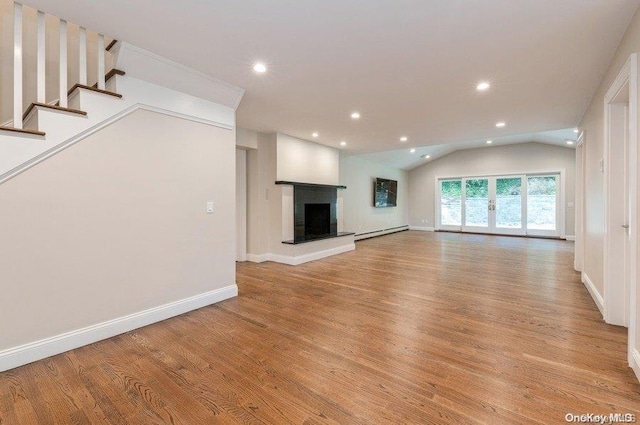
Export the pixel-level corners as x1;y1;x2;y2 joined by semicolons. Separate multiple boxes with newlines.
304;203;330;239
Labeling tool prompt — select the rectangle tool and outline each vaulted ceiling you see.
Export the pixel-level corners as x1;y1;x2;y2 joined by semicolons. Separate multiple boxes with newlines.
24;0;640;167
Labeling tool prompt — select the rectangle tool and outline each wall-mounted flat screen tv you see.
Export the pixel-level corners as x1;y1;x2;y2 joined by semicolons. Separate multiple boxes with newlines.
373;178;397;207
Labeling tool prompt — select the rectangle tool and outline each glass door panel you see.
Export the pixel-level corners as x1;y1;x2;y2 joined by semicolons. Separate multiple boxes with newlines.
439;179;462;230
437;173;560;237
527;175;559;236
463;178;489;230
494;176;525;235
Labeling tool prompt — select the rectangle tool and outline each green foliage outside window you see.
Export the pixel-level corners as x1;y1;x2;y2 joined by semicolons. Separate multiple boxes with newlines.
441;177;554;197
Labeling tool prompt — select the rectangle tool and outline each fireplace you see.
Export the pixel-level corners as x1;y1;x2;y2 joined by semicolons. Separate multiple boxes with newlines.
293;184;338;242
304;203;331;238
277;181;353;244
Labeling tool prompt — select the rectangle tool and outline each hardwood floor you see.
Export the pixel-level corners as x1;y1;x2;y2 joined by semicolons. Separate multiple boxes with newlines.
1;231;639;424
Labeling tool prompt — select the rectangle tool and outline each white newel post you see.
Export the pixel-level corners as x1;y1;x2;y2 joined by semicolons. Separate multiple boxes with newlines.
59;19;68;108
37;10;46;103
79;27;87;85
13;2;23;128
97;34;105;90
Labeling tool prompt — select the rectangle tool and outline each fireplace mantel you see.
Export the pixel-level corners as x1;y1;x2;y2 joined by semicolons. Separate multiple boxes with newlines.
275;181;346;189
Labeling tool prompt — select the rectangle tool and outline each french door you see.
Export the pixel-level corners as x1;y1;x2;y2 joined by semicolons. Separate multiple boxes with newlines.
438;174;560;237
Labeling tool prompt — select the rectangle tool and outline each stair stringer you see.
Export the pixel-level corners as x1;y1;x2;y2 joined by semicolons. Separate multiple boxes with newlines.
0;74;236;185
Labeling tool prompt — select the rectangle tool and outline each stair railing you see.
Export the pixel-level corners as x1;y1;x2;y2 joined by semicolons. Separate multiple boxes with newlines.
8;2;112;130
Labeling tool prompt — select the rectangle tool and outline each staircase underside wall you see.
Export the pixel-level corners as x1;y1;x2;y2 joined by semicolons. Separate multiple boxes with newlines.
0;109;237;369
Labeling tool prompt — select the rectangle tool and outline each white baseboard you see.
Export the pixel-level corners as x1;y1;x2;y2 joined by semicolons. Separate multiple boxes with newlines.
631;349;640;383
409;226;435;232
354;225;409;241
0;284;238;372
246;253;269;263
582;272;604;318
269;243;355;266
565;235;576;241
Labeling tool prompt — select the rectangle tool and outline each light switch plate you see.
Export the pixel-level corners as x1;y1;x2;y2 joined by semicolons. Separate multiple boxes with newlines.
206;201;214;213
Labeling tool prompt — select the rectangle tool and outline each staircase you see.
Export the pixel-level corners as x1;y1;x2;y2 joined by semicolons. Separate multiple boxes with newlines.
0;1;244;185
0;2;127;181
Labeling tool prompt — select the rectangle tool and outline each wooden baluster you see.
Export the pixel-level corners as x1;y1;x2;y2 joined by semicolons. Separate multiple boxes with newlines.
37;10;46;104
97;34;105;90
13;2;23;128
79;27;87;85
59;19;68;108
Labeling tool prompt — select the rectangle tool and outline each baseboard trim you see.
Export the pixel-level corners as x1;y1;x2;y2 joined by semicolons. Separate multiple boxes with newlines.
582;272;605;318
409;226;435;232
0;284;238;372
269;243;355;266
246;253;269;263
631;349;640;382
355;225;409;241
565;235;576;241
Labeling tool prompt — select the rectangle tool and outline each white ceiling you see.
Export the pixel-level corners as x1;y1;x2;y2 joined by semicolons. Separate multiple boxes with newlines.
23;0;640;159
358;128;579;170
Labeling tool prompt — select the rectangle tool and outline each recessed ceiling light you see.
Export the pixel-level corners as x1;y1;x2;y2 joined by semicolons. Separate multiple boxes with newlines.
477;82;490;91
496;122;506;128
400;136;408;142
253;63;267;73
425;155;431;159
312;132;319;138
486;140;492;144
340;141;347;146
573;129;579;133
566;140;575;145
351;112;361;120
410;148;416;153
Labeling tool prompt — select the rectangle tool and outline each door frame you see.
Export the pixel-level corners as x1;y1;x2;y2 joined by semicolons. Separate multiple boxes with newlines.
461;177;492;233
524;173;562;238
603;53;637;359
436;178;464;231
492;175;527;236
435;169;566;238
235;148;247;262
575;131;586;272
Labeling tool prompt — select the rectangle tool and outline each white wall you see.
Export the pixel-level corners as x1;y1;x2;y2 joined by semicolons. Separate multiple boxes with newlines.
408;142;576;235
579;5;640;371
236;149;247;261
236;127;258;150
276;133;340;185
0;109;236;362
580;9;640;300
339;154;409;235
246;132;274;258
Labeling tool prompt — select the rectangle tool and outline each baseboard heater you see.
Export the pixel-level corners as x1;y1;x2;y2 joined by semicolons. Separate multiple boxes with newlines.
354;225;409;241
